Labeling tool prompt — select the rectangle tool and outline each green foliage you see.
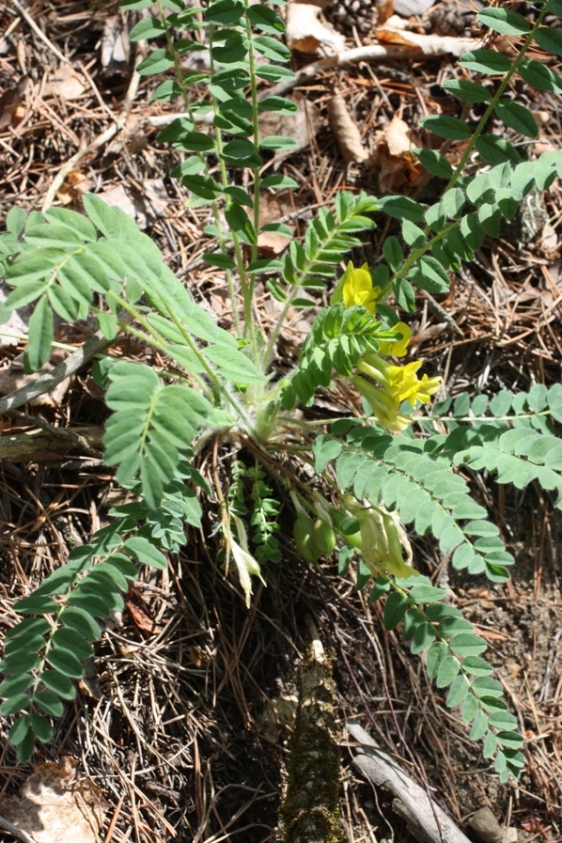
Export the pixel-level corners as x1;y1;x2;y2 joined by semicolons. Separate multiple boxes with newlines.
373;573;524;782
248;466;282;563
280;303;384;409
314;428;514;582
3;0;562;782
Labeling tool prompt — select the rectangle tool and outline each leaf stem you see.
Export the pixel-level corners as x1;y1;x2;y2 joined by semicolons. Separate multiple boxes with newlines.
445;7;549;192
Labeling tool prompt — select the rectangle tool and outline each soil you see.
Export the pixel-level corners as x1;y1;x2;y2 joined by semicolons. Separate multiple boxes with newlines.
1;1;562;842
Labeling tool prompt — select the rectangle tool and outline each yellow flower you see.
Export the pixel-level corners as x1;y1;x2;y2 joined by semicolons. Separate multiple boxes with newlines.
331;262;380;313
377;322;411;358
385;361;442;407
352;375;410;432
358;356;441;408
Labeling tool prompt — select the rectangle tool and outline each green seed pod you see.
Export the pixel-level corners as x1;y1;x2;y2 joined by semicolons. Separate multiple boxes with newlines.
293;513;321;562
312;518;336;555
330;508;362;550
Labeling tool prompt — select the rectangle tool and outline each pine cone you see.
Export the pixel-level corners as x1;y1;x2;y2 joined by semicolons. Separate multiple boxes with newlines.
328;0;378;33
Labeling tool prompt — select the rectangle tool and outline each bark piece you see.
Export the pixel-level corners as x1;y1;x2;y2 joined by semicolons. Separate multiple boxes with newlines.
280;622;345;843
348;720;472;843
327;95;369;163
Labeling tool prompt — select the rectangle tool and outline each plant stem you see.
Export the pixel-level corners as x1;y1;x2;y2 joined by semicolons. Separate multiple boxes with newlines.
445;8;548;192
157;0;242;334
207;24;258;362
382;221;460;301
243;0;263;281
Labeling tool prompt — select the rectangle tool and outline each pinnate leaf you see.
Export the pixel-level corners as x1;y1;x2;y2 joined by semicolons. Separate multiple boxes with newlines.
478;7;530;34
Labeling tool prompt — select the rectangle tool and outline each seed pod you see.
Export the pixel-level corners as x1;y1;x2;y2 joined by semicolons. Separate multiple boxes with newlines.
381;511;418;579
293;513;321;562
312;518;336;555
330;508;362;549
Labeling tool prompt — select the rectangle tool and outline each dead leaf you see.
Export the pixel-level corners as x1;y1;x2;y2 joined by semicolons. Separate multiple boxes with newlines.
77;658;103;701
0;77;30;130
57;168;91;206
101;14;129;75
371;114;424;192
540;223;558;253
46;66;87;101
327;95;369;163
126;584;164;637
0;758;106;843
376;14;480;56
286;0;346;54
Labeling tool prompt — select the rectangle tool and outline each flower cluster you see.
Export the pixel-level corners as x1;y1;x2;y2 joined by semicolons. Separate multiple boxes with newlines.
335;262;441;431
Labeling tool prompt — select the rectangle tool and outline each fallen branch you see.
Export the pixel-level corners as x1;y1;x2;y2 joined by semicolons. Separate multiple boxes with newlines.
267;38;482;99
0;424;103;460
347;720;472;843
0;812;37;843
0;330;111;415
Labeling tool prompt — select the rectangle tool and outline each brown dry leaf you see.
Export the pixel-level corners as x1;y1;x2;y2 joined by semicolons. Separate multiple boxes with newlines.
327;95;369;163
0;77;30;130
376;14;480;56
77;658;103;700
126;584;164;636
0;758;106;843
101;14;129;74
371;114;424;192
46;66;87;100
286;0;346;54
377;0;395;26
57;168;92;206
540;222;558;253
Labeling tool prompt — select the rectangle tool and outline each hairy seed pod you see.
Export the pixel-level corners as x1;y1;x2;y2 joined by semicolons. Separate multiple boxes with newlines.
312;518;336;555
293;513;321;562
